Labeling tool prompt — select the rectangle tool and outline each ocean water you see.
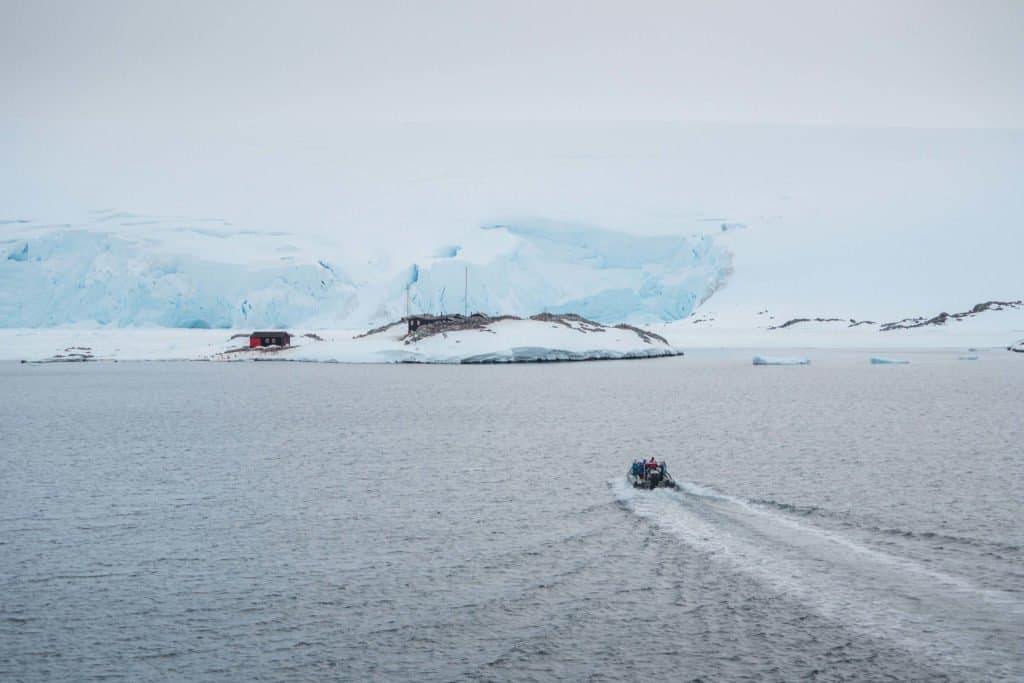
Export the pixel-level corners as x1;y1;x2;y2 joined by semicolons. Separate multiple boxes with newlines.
1;350;1021;682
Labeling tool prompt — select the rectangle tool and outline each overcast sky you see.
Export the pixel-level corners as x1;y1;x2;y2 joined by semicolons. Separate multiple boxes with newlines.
3;0;1022;128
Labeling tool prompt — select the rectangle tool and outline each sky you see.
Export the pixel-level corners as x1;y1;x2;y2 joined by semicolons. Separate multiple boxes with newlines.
2;0;1022;128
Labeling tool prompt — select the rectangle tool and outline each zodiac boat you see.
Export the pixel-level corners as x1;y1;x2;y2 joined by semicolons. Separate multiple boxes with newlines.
627;461;677;490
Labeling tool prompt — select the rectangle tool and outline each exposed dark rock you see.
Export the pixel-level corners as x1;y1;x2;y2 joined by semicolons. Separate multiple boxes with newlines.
403;314;520;343
530;312;606;333
353;319;406;339
769;317;845;330
613;323;669;345
32;346;95;363
358;312;672;347
880;300;1022;332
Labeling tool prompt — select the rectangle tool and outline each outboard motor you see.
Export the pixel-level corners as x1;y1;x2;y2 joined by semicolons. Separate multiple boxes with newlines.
648;469;663;489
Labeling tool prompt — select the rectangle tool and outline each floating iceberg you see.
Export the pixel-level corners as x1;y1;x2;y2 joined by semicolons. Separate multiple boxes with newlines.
752;355;810;366
870;357;910;365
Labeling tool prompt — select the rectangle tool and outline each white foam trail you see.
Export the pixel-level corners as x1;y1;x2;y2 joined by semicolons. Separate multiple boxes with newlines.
679;481;995;596
610;477;1024;680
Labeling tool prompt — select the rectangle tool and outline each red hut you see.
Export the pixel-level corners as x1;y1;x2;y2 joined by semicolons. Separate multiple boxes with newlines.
249;331;291;348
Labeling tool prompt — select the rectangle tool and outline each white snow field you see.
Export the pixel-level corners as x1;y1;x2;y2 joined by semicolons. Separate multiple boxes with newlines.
1;125;1022;360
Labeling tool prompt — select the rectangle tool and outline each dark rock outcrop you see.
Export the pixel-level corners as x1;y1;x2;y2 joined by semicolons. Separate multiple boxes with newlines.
880;300;1021;332
768;317;873;330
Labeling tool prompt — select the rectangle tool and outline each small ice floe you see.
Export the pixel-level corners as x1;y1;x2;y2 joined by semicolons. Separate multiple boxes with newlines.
1008;339;1024;353
752;355;810;366
957;355;979;361
870;357;910;365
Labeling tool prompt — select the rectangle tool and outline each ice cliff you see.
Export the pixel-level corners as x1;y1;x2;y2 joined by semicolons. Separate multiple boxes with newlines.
0;221;358;328
398;222;730;325
0;213;732;328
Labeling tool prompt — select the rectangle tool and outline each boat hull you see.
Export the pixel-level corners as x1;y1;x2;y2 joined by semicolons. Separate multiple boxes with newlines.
627;470;677;490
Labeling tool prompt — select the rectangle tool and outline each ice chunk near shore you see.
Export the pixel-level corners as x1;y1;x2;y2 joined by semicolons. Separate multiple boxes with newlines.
870;357;910;365
752;355;810;366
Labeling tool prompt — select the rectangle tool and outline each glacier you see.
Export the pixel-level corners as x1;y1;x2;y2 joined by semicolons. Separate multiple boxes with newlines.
0;213;732;329
398;222;730;325
0;225;359;328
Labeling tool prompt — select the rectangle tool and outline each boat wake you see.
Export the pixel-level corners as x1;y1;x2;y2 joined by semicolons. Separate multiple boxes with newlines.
610;478;1024;680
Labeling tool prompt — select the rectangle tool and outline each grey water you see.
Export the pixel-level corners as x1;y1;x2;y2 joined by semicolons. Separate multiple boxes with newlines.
1;350;1022;682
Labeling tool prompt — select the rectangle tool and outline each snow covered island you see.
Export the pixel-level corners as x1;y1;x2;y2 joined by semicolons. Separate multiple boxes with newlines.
10;314;683;364
222;313;683;364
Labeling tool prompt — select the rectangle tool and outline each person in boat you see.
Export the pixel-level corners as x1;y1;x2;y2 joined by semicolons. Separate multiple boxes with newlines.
646;457;659;474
